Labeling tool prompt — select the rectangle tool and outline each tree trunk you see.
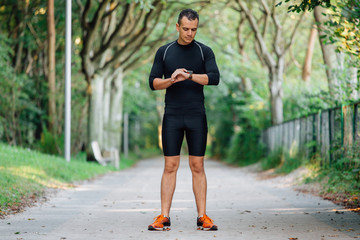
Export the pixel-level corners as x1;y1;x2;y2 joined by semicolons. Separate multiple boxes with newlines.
87;70;110;156
107;68;124;151
102;76;112;149
314;6;340;100
302;24;317;82
14;26;25;73
269;59;284;125
14;1;28;73
47;0;57;133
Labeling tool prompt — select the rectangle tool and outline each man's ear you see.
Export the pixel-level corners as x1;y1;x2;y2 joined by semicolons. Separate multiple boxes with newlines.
176;23;180;32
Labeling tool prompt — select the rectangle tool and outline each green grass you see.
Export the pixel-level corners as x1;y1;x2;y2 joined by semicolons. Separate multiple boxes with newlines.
0;143;144;217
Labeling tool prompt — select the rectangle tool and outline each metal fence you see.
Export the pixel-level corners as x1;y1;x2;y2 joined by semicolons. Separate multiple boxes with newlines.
261;102;360;164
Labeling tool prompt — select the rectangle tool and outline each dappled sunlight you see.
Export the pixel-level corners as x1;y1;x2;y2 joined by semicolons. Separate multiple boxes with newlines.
6;166;73;189
289;140;299;157
330;208;360;213
248;101;265;110
259;207;331;214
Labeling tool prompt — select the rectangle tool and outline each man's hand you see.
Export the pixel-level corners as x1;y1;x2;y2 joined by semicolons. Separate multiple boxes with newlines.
171;68;190;83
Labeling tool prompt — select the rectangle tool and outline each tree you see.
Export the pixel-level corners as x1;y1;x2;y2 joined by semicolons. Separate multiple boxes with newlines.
233;0;305;124
47;0;57;133
279;0;360;101
314;5;341;99
75;0;177;157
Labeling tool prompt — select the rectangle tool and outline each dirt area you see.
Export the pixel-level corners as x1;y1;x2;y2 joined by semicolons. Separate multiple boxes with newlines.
254;164;360;214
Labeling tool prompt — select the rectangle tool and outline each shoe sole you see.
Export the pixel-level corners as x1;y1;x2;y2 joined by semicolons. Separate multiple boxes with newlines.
148;226;171;231
197;226;218;231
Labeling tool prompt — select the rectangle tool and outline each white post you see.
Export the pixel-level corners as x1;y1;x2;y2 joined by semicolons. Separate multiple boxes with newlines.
64;0;72;162
123;112;129;158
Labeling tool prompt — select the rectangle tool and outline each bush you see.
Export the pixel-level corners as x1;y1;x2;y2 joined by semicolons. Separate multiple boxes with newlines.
261;148;284;170
226;128;265;166
275;151;305;174
260;147;305;173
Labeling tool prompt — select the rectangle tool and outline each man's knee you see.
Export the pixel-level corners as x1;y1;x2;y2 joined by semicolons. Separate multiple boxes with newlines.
189;157;204;174
164;157;180;174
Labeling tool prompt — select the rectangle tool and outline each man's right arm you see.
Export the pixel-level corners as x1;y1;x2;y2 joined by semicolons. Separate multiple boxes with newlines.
152;77;173;90
149;47;172;91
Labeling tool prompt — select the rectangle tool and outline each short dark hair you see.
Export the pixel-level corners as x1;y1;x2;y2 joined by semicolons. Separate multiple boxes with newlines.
177;9;199;25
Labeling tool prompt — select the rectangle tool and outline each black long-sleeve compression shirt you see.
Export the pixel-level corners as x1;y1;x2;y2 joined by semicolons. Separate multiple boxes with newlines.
149;40;220;115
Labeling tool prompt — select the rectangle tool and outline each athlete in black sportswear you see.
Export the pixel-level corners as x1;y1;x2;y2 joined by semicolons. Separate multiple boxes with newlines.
148;9;220;231
149;37;220;115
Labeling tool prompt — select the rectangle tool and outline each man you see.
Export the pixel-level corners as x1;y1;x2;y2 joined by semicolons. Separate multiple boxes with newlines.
148;9;220;231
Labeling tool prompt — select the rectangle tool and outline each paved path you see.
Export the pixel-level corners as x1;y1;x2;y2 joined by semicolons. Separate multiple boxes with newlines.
1;157;359;240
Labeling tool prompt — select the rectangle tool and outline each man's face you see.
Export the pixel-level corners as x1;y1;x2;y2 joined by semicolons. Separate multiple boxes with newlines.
176;17;198;45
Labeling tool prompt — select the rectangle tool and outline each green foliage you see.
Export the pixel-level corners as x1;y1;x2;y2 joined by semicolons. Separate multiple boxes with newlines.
276;0;332;12
323;0;360;63
123;64;161;153
261;148;284;170
303;140;360;202
0;34;41;146
226;129;265;166
283;89;333;120
209;111;234;158
278;0;360;63
37;126;64;155
276;151;305;174
283;53;359;121
260;147;305;173
324;162;360;194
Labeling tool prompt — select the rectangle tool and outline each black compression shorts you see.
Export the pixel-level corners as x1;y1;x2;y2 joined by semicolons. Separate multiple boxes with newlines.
162;114;208;156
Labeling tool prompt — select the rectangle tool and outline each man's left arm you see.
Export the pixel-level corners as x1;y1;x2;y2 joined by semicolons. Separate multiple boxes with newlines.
172;47;220;85
191;47;220;86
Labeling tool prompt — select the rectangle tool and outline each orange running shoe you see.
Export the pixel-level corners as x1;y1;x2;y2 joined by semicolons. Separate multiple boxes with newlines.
148;215;171;231
197;214;218;231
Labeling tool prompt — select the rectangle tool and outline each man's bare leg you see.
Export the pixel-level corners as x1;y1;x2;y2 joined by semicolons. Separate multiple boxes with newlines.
189;155;207;216
161;155;180;217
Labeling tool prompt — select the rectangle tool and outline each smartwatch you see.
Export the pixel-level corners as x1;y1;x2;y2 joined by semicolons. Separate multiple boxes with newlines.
186;70;193;80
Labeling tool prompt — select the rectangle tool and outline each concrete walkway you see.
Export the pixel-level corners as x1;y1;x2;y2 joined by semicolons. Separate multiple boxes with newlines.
1;157;359;240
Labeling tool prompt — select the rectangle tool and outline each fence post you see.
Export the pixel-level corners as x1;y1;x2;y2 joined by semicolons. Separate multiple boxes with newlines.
318;110;323;165
353;104;357;143
123;112;129;158
341;104;344;146
312;114;316;156
329;109;333;166
354;103;359;143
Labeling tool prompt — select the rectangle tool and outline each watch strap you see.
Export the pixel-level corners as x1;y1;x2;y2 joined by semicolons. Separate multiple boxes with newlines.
186;70;193;80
